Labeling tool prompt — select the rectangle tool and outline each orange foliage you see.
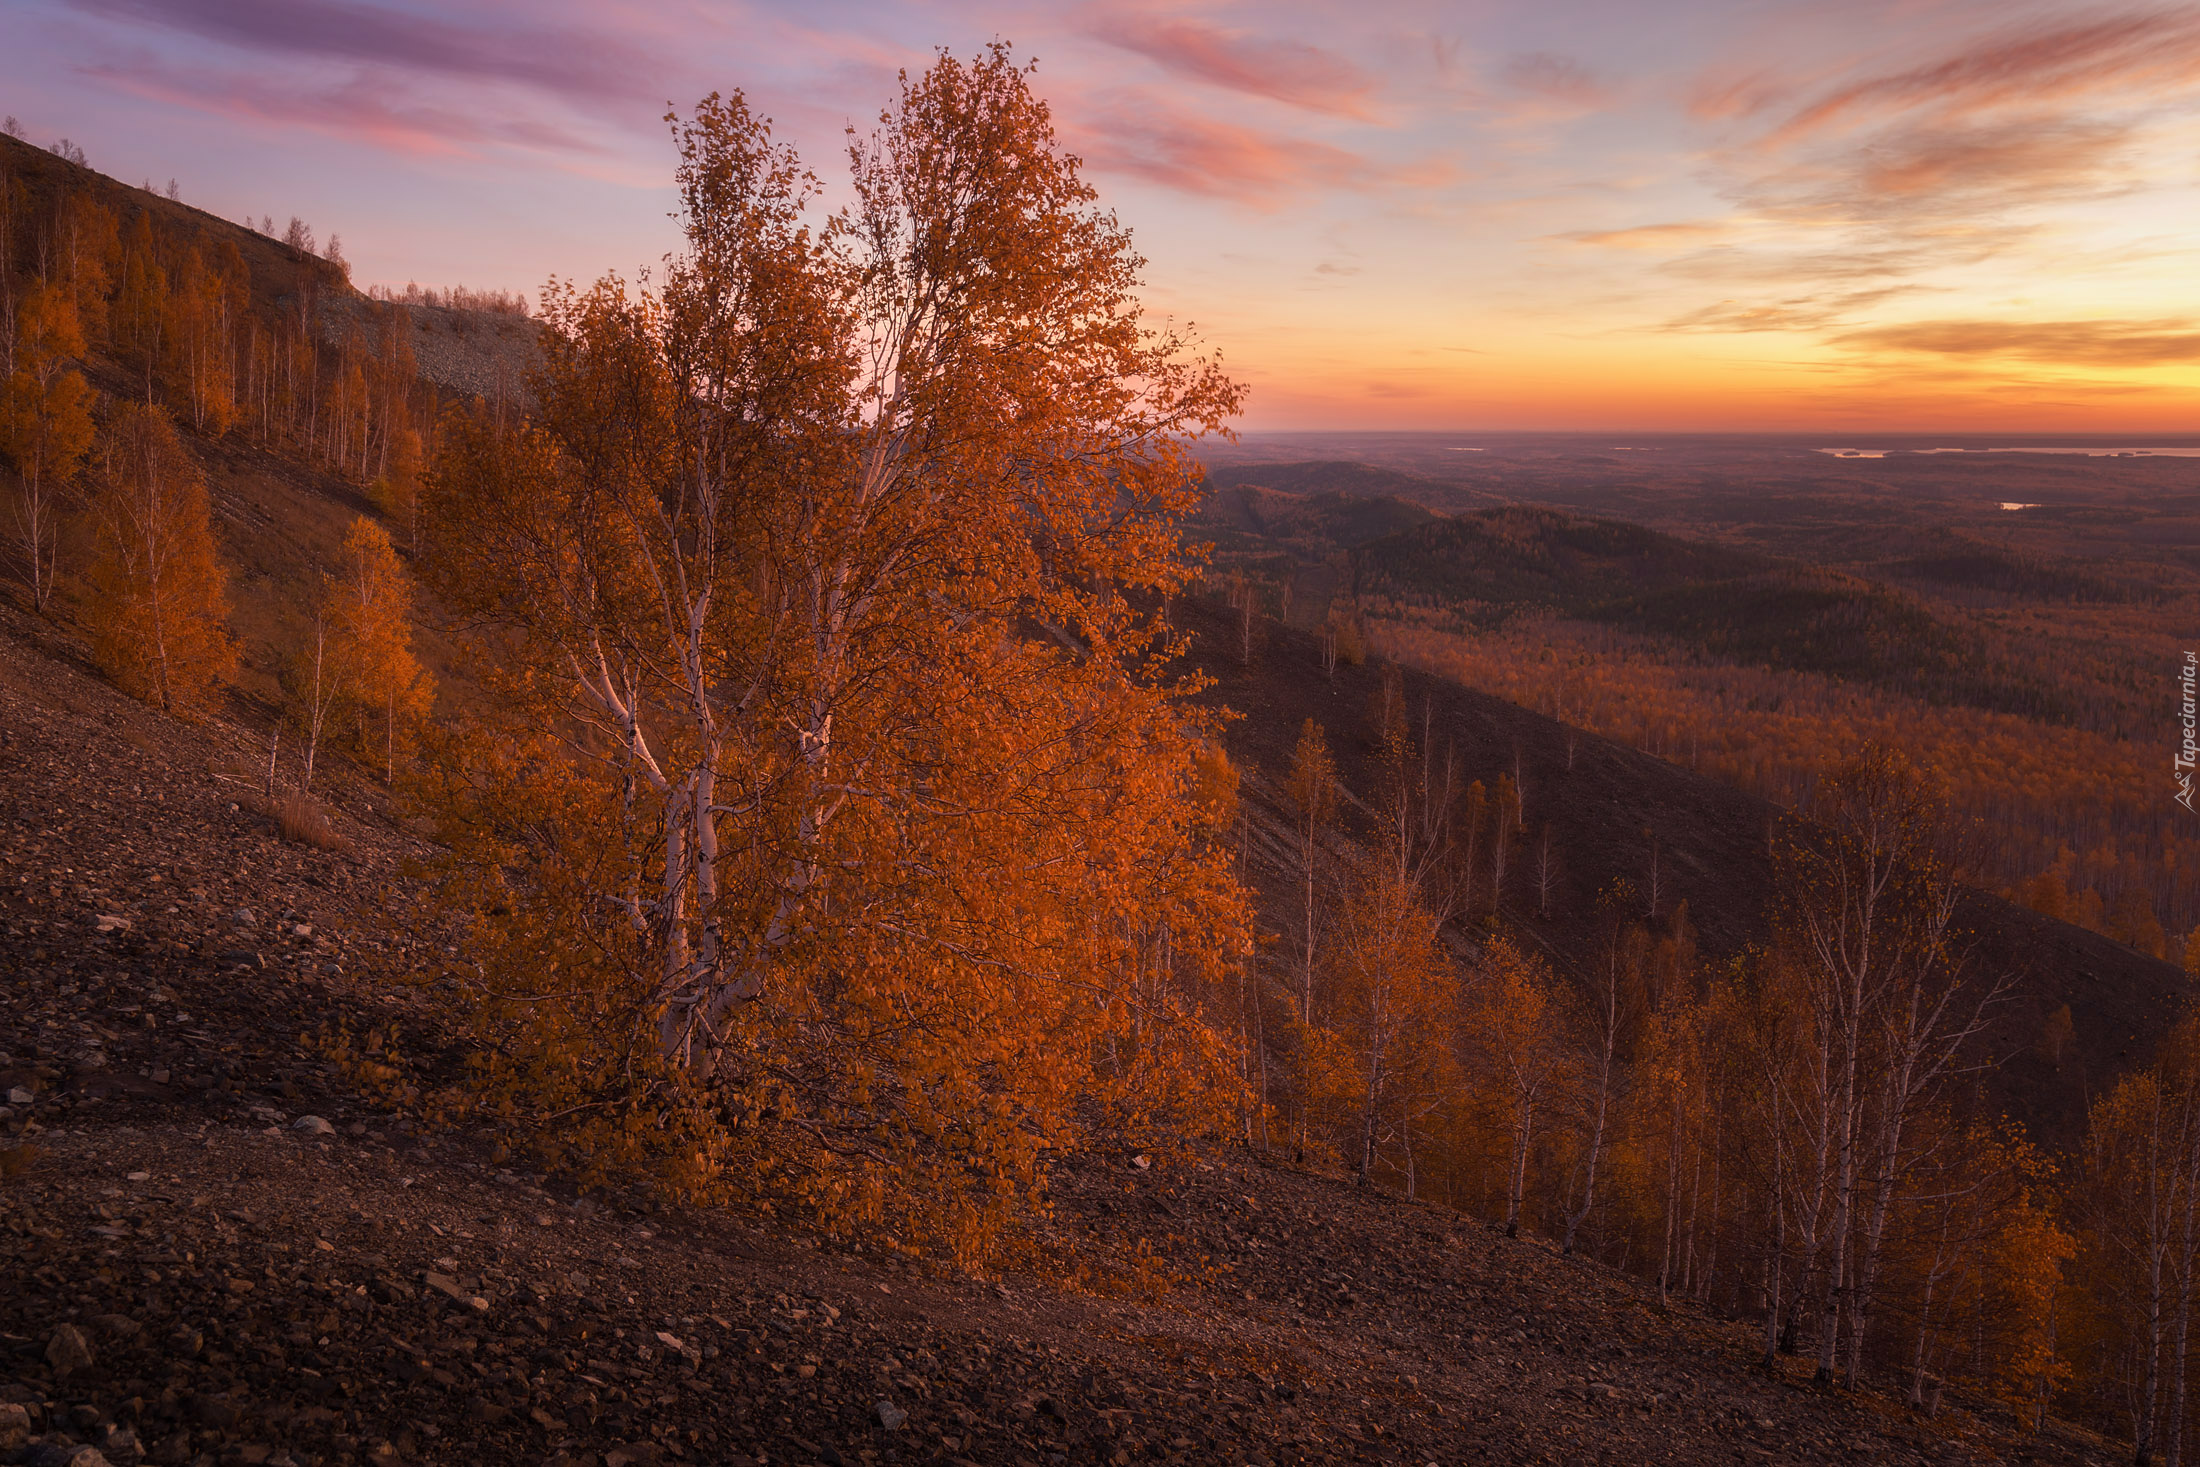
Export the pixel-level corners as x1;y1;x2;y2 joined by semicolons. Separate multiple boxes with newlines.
413;54;1246;1261
1373;614;2186;956
82;403;235;714
0;282;94;609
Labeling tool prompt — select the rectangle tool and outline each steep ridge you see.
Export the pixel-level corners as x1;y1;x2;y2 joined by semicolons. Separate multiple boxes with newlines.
0;134;345;322
0;133;539;414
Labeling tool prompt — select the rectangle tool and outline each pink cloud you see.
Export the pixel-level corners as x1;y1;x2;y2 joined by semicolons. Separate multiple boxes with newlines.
84;56;603;158
1087;11;1376;119
1559;221;1729;250
1688;68;1788;124
1768;11;2200;145
72;0;663;106
1853;117;2129;207
1072;91;1447;207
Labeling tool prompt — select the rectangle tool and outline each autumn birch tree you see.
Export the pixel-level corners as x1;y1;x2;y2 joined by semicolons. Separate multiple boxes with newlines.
328;515;431;781
1480;937;1572;1237
84;403;235;713
1285;717;1337;1021
1;282;94;610
1781;747;2001;1387
419;54;1245;1249
1328;863;1450;1186
1562;887;1645;1254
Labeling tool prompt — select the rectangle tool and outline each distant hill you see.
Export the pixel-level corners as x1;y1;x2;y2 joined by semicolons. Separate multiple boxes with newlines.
1592;567;1960;676
1352;504;1769;616
1192;483;1438;560
1872;532;2173;607
1202;458;1490;509
1338;505;2093;722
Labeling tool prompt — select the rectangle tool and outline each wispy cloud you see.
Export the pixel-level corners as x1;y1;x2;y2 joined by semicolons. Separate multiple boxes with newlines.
1560;221;1729;250
69;0;665;105
1846;118;2131;211
1072;90;1445;208
1653;4;2200;361
1728;10;2200;228
1836;317;2200;365
1765;11;2200;145
84;53;605;156
1664;286;1926;335
1087;10;1376;119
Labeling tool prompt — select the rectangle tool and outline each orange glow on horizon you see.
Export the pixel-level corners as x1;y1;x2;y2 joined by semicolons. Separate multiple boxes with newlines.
8;0;2198;432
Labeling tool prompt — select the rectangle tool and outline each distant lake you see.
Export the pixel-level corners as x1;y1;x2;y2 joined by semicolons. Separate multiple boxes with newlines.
1817;446;2200;459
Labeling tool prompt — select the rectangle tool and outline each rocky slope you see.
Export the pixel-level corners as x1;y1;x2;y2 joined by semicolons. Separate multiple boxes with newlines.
0;599;2135;1467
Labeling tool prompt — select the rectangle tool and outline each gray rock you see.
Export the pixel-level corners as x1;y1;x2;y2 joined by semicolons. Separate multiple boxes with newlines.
231;907;257;925
292;1115;335;1136
874;1399;907;1430
6;1086;31;1105
45;1322;95;1376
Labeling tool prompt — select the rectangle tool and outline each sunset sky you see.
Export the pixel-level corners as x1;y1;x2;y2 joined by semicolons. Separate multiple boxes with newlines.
8;0;2200;431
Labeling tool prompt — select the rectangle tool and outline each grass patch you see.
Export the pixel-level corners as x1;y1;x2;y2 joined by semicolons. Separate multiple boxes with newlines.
268;788;345;850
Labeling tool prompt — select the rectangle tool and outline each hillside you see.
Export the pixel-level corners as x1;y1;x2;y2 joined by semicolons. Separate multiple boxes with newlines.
0;596;2134;1467
1243;501;2067;721
1202;459;1489;510
1172;595;2183;1155
0;133;539;415
1200;480;2181;946
0;135;345;320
